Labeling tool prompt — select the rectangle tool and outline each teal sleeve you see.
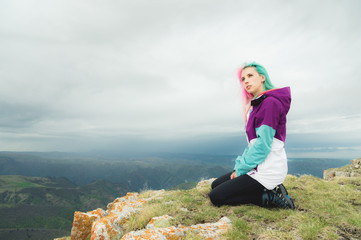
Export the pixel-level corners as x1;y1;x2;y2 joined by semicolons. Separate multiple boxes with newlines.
234;125;276;176
234;146;249;172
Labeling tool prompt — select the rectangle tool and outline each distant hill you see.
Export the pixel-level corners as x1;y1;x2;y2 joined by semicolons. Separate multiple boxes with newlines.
0;151;352;190
0;151;231;190
0;175;128;240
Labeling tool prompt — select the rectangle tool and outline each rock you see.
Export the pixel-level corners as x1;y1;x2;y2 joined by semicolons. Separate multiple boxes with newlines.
70;208;107;240
324;157;361;180
323;170;335;180
180;207;189;212
189;217;232;239
196;178;216;189
67;179;234;240
121;215;232;240
70;190;165;240
146;215;173;229
121;226;187;240
335;171;351;178
90;193;144;240
350;171;361;177
351;158;361;166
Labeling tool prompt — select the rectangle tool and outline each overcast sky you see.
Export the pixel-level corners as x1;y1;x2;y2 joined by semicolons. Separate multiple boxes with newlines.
1;0;360;159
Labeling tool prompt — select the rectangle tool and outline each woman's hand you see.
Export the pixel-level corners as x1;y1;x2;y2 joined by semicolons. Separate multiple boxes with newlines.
230;171;237;179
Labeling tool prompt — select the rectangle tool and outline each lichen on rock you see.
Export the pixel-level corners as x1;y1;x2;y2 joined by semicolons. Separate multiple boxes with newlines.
68;179;232;240
70;208;107;240
70;190;165;240
121;215;232;240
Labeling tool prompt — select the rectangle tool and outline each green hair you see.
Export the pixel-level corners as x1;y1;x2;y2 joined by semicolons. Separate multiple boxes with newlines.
242;62;274;91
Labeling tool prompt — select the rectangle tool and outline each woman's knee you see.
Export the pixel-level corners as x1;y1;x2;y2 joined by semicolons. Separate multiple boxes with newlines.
211;179;218;189
208;189;223;207
211;172;232;189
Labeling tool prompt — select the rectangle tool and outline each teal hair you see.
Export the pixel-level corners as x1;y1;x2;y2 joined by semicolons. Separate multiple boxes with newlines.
241;62;274;91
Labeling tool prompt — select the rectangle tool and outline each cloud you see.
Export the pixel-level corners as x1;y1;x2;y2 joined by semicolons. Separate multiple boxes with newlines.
0;0;360;158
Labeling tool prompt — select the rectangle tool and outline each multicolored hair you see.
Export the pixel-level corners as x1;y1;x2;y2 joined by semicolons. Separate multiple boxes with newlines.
238;62;275;120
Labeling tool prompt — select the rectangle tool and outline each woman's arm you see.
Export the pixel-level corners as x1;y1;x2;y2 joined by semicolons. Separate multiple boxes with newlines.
233;125;276;176
234;96;283;177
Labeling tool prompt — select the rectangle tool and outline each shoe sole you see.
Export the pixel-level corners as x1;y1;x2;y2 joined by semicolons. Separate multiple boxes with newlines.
275;184;295;210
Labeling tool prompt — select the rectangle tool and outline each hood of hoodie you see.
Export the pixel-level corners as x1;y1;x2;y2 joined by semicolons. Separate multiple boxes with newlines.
260;87;291;114
247;86;291;143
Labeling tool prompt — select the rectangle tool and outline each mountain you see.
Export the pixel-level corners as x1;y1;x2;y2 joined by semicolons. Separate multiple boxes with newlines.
0;175;128;240
56;168;361;240
0;151;231;190
0;151;352;190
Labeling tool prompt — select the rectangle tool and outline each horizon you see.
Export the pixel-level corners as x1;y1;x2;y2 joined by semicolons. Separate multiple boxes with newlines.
0;150;354;182
0;149;355;160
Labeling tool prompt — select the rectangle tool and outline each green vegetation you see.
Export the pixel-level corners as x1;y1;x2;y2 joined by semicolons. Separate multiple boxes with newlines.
0;151;232;190
0;175;128;240
169;181;198;190
0;151;352;191
0;175;43;192
121;175;361;239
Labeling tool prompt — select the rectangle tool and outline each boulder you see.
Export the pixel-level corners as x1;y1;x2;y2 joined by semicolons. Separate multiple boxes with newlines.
146;215;173;229
90;193;146;240
70;190;165;240
121;215;232;240
351;158;361;166
70;208;107;240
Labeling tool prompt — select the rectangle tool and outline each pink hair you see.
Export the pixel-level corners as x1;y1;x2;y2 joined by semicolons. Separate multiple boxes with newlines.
238;67;253;122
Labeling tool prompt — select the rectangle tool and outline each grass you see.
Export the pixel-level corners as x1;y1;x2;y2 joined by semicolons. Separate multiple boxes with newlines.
56;174;361;239
121;175;361;240
0;175;43;193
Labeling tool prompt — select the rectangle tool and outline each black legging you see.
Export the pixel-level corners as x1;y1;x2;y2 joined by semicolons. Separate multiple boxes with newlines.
209;172;266;207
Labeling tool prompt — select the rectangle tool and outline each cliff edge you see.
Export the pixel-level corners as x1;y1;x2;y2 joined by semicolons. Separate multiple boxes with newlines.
324;158;361;180
56;159;361;240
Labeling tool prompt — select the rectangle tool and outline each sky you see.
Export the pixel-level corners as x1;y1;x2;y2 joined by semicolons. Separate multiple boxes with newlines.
0;0;361;159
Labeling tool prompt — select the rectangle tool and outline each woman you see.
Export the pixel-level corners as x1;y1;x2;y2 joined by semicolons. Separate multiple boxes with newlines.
209;62;295;209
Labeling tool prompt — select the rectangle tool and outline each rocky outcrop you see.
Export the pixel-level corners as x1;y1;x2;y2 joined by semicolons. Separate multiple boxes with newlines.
122;215;232;239
323;158;361;180
70;208;107;240
65;178;232;240
70;191;164;240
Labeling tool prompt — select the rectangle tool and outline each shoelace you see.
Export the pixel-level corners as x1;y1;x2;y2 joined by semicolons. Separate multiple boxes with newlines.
271;189;291;209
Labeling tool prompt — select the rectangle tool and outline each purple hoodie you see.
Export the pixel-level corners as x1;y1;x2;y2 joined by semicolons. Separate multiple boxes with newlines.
247;87;291;143
234;87;291;189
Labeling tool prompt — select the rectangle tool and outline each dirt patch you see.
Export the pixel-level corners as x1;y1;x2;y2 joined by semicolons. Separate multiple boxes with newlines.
337;224;361;240
349;199;361;206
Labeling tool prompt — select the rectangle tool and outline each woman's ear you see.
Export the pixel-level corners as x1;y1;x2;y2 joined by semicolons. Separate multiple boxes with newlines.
261;75;265;83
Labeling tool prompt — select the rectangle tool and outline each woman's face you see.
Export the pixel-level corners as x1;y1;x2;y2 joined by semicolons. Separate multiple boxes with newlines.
241;67;265;97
